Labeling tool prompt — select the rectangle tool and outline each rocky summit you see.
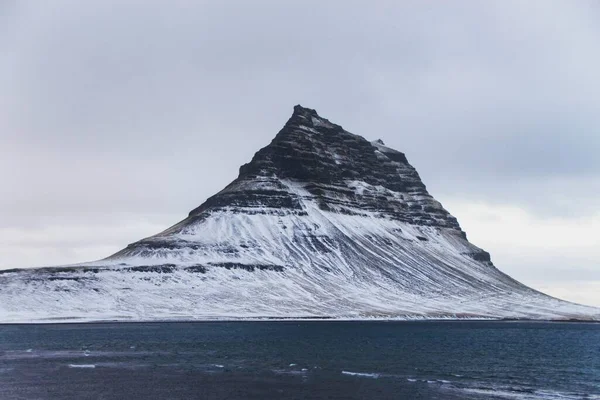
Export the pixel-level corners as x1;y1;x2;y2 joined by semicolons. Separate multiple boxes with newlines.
0;105;597;322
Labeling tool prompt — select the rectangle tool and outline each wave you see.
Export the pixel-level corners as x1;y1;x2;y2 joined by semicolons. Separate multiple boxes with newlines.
403;374;599;400
341;371;380;379
450;386;599;400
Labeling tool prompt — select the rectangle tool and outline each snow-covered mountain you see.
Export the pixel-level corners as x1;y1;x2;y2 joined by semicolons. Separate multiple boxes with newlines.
1;105;597;322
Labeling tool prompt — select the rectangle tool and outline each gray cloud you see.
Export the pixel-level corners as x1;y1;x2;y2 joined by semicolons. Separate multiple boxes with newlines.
3;1;599;216
1;1;599;304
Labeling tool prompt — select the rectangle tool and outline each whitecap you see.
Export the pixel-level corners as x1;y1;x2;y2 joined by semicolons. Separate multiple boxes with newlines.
341;370;380;379
273;369;308;375
457;387;593;400
68;364;96;369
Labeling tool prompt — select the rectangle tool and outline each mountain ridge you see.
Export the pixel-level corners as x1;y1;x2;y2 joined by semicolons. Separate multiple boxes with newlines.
0;105;597;322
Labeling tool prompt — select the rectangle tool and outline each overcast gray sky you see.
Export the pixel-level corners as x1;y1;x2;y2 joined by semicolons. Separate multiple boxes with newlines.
1;1;599;306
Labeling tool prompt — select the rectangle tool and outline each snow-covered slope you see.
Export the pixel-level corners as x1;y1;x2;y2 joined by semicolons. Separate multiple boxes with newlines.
0;106;597;322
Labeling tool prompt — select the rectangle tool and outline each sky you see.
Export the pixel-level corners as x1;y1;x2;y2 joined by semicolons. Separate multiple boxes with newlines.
1;1;599;307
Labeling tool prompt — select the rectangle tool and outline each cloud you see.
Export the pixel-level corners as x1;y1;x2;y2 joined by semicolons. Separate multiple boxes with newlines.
444;199;600;306
535;282;600;308
0;213;176;269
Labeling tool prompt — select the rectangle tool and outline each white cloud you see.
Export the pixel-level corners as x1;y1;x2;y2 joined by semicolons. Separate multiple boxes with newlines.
534;281;600;308
0;213;176;269
443;199;600;306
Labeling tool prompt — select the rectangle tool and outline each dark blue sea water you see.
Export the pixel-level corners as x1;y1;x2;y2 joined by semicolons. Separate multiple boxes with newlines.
0;321;598;399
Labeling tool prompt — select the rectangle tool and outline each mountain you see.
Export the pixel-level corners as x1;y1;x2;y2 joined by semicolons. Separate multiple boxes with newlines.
0;105;597;322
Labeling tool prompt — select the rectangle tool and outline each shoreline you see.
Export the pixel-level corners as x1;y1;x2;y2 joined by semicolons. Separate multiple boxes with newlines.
1;316;598;326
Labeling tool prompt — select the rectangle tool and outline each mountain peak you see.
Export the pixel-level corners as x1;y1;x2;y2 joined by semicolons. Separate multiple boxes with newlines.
287;105;344;133
184;105;461;232
292;104;318;116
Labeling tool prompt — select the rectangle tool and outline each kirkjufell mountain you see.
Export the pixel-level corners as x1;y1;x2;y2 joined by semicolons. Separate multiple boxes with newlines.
1;106;597;322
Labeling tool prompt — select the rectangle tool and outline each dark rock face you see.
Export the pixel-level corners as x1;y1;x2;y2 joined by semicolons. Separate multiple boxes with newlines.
187;105;461;231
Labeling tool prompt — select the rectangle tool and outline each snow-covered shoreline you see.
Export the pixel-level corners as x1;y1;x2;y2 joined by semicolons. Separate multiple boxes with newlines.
2;314;599;325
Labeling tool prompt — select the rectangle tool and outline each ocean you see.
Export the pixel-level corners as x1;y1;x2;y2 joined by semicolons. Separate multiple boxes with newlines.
0;321;598;399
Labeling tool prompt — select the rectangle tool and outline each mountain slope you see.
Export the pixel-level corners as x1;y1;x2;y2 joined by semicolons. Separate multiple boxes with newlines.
0;105;597;322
